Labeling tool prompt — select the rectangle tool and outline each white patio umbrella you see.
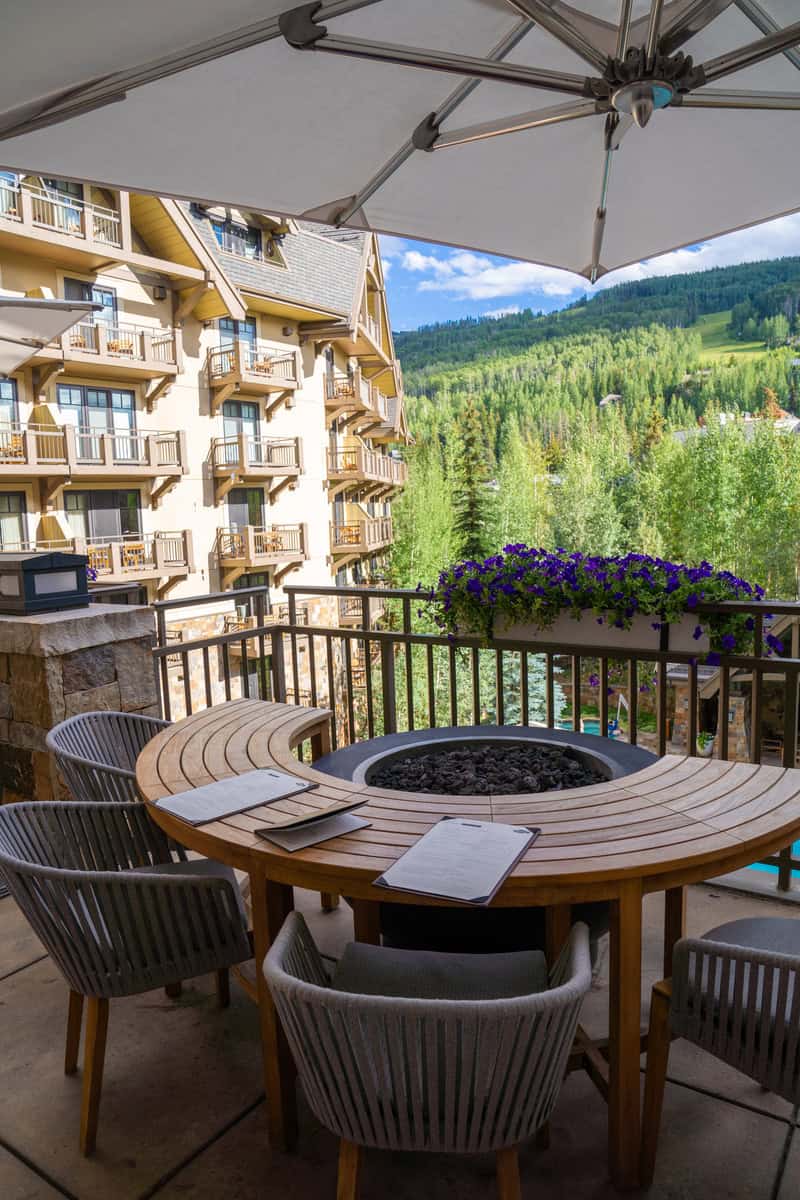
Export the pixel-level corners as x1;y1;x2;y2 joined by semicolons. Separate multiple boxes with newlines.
0;296;100;376
0;2;799;279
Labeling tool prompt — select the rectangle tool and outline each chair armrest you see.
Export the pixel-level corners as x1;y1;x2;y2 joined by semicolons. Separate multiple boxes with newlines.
266;912;330;988
549;921;592;992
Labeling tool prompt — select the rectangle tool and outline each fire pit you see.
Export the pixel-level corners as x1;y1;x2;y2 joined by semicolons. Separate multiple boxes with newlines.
317;724;654;793
315;726;656;956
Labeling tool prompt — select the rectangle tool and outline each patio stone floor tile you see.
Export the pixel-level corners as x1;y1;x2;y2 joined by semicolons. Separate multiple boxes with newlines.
1;883;799;1199
0;1147;65;1200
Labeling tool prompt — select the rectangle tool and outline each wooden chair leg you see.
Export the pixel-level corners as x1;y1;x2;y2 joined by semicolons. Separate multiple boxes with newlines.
79;997;109;1157
216;967;231;1009
495;1147;521;1200
64;989;84;1076
164;981;182;999
320;892;340;912
640;981;673;1189
337;1138;361;1200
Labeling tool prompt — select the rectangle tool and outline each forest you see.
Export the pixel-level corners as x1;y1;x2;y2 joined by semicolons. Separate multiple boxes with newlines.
389;256;800;606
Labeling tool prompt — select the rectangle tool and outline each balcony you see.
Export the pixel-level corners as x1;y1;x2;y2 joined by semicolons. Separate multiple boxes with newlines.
19;530;193;596
330;516;393;564
211;434;302;504
325;368;388;434
338;591;387;628
216;524;308;588
223;601;310;656
206;341;301;416
0;423;187;505
327;442;407;498
0;178;122;245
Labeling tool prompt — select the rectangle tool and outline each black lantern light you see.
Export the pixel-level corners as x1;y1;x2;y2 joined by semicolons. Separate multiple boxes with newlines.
0;551;90;615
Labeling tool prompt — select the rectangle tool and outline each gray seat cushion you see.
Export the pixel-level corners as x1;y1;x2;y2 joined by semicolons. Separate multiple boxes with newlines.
131;858;248;926
332;941;548;1000
703;917;800;957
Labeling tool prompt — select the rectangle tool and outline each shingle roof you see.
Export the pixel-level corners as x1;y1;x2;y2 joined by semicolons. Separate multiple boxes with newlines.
185;205;366;319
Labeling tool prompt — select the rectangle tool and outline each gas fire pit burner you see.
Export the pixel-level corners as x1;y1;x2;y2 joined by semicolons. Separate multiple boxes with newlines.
367;739;606;796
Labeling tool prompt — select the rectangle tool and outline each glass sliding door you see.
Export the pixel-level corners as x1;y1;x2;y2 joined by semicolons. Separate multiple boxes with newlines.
0;493;26;549
222;400;261;464
228;487;264;531
219;316;257;370
56;384;136;460
0;380;18;427
64;490;141;542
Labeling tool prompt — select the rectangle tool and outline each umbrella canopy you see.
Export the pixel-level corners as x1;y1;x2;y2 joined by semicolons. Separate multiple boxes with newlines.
0;296;99;375
1;1;799;279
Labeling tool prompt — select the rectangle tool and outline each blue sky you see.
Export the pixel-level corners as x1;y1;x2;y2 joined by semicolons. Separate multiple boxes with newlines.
381;213;800;332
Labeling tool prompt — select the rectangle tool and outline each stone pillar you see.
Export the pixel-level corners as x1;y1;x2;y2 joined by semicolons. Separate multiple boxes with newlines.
0;604;158;803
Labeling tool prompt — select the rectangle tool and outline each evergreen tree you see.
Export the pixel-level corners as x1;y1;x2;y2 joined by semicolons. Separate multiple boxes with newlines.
452;399;496;561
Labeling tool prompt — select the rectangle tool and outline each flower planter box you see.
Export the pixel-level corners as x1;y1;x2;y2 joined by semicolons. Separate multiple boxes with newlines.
493;610;709;653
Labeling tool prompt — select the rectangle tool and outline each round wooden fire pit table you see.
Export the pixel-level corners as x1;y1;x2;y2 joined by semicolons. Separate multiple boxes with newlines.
136;698;800;1191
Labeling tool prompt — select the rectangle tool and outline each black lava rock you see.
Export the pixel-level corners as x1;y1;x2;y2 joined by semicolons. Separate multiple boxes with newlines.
369;742;605;796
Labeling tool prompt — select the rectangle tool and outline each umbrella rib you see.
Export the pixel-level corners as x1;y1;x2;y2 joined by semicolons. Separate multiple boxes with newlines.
617;0;636;59
430;100;599;151
0;0;382;141
657;1;735;56
733;0;800;74
645;0;667;67
305;33;592;96
329;18;541;225
679;88;800;109
699;19;800;85
502;1;609;72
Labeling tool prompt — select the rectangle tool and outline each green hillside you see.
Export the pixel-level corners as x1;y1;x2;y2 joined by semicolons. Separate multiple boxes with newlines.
696;310;766;363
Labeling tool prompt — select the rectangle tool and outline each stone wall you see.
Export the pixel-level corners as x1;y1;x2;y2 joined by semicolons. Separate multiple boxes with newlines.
0;604;158;803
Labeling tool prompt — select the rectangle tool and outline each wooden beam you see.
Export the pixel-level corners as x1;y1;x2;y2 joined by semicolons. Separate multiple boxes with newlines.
150;476;179;509
214;473;241;505
174;280;212;324
265;390;292;421
210;382;237;416
144;375;173;413
267;475;297;505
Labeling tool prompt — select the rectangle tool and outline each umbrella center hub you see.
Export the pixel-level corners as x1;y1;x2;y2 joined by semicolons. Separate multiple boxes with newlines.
612;80;675;128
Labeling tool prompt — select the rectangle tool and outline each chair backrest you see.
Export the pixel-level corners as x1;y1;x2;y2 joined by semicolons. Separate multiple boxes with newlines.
671;935;800;1105
46;711;169;803
265;912;591;1154
0;801;249;998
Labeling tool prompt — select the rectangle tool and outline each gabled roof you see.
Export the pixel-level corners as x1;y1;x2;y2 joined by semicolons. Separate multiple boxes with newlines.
186;205;366;320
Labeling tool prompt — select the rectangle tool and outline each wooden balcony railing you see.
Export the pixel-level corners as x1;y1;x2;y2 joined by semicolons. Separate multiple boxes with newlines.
63;320;177;366
212;435;301;472
207;342;299;386
216;524;307;563
331;516;393;553
362;310;382;348
0;422;185;477
0;180;122;246
327;444;406;490
19;531;193;580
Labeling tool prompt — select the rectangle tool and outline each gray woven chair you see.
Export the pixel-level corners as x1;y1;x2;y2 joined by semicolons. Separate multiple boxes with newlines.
265;912;591;1199
46;710;170;805
0;801;252;1155
641;916;800;1187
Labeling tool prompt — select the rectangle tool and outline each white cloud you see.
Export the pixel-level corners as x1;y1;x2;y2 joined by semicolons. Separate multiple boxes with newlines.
381;257;392;278
598;214;800;289
416;256;583;300
484;305;522;319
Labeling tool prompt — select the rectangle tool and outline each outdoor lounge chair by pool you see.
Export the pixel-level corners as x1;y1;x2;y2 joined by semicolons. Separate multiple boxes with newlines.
0;801;252;1155
265;911;591;1200
641;916;800;1186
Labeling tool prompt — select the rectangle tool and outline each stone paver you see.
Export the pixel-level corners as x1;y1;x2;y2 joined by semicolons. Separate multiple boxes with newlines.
0;1148;64;1200
0;883;798;1200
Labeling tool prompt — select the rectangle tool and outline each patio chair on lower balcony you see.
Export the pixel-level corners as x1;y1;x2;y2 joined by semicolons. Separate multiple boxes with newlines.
0;801;252;1156
47;710;170;804
265;912;591;1200
641;917;800;1187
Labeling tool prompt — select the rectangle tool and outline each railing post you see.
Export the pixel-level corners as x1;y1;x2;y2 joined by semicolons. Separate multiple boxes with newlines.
245;525;257;563
300;523;309;559
19;186;34;228
116;189;132;252
183;529;195;572
154;536;166;571
110;541;124;577
22;427;37;469
271;629;287;702
178;430;188;472
145;433;158;470
140;330;153;363
96;323;108;357
380;638;397;734
102;432;115;468
63;423;77;470
238;430;249;471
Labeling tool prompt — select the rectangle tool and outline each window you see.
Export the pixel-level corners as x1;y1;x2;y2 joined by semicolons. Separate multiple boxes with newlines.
43;179;83;201
0;171;18;217
211;218;262;260
64;490;141;541
64;278;117;325
219;316;257;349
57;385;135;435
227;487;265;531
0;493;26;549
222;400;262;464
0;380;18;426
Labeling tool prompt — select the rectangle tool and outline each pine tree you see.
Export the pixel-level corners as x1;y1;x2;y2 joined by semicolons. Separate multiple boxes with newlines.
452;399;496;560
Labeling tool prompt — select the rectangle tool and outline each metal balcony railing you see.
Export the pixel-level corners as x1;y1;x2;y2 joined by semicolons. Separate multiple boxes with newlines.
151;584;800;895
